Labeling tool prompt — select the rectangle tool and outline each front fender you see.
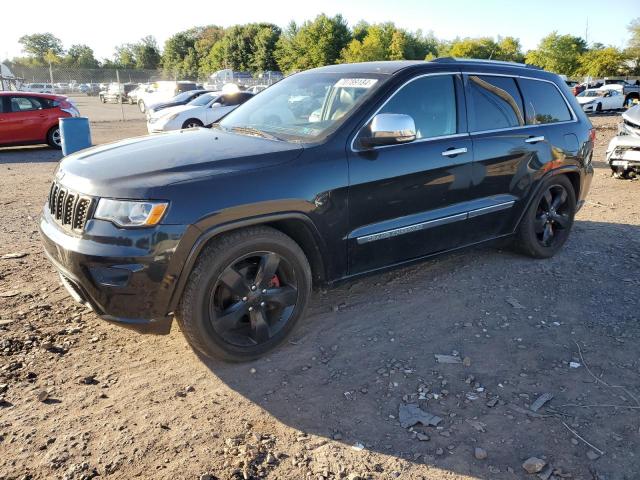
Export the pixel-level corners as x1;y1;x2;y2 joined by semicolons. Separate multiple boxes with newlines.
165;211;328;314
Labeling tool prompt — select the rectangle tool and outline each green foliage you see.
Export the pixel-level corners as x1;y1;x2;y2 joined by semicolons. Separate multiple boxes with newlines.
626;18;640;75
275;14;351;72
198;23;281;75
340;23;437;63
132;36;161;69
525;32;587;75
113;44;136;69
577;47;626;77
10;16;640;79
448;36;524;62
18;33;64;65
64;44;99;68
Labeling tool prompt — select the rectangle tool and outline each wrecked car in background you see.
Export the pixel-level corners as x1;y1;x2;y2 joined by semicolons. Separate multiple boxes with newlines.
607;104;640;178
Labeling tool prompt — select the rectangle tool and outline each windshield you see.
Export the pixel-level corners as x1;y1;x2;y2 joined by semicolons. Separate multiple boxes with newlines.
189;92;218;106
172;90;199;102
578;90;599;97
219;72;386;142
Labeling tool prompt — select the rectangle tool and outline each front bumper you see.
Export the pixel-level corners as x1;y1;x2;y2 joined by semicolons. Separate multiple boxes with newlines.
606;135;640;172
40;207;193;334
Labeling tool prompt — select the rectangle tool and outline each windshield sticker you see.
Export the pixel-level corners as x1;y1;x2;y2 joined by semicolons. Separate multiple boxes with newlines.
334;78;378;89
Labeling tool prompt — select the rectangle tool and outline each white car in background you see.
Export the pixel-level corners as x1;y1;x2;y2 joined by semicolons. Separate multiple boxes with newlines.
147;91;254;133
576;88;625;113
137;81;198;113
22;83;55;93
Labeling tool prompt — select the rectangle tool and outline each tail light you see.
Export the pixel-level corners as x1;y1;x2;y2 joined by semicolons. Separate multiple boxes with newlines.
589;128;596;143
54;96;80;117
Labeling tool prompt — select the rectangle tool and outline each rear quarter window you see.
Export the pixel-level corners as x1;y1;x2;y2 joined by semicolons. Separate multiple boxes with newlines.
518;78;573;125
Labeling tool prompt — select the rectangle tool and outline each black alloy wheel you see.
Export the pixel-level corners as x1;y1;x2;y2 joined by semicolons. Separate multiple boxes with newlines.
534;184;571;248
209;251;298;347
177;226;311;361
515;175;576;259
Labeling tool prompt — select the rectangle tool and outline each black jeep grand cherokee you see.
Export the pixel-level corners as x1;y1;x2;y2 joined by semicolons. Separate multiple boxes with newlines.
41;59;594;361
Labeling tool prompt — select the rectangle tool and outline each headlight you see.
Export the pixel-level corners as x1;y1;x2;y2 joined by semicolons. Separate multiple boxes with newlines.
94;199;169;227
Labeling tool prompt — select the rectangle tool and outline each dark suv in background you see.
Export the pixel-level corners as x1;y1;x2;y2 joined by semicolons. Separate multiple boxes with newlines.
40;59;594;361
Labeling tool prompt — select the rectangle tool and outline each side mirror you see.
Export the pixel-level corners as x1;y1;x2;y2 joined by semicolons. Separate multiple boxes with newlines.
211;102;222;108
360;113;416;148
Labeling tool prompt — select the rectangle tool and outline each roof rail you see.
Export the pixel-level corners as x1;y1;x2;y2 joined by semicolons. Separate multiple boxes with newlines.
430;57;542;70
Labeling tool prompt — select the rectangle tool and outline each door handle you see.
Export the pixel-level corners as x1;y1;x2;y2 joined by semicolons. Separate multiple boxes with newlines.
525;136;545;144
441;147;468;157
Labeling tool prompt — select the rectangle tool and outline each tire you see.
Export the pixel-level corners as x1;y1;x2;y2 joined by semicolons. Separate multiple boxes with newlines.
182;118;203;129
129;98;134;105
138;100;145;113
176;226;312;361
100;95;106;103
515;175;576;259
46;125;62;149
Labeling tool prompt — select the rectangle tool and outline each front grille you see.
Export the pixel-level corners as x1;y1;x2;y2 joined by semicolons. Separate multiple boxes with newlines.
48;181;94;231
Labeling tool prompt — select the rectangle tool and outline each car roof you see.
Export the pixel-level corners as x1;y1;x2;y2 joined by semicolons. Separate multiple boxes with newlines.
304;58;551;79
0;91;63;99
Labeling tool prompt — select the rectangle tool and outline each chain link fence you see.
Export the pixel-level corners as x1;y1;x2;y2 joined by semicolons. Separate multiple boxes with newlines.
4;66;280;93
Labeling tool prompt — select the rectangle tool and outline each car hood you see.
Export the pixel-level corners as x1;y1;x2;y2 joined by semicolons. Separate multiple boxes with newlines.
151;104;199;119
55;128;303;198
576;96;597;104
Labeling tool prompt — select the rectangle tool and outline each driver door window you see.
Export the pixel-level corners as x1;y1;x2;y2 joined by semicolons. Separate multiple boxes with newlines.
377;75;457;139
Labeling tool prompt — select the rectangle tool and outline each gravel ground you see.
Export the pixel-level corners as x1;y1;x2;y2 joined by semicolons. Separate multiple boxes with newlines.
0;113;638;480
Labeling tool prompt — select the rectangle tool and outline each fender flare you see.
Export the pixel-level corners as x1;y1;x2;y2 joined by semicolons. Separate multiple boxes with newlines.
513;165;582;231
166;212;327;313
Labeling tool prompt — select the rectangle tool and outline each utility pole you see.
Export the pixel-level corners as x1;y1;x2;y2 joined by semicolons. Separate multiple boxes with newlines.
585;17;589;47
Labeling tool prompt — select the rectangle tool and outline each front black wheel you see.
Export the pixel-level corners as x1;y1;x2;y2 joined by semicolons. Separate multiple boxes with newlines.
516;175;576;258
177;226;311;361
182;119;203;129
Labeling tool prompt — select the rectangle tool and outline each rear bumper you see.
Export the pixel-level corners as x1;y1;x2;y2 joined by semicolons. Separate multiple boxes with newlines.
39;207;196;334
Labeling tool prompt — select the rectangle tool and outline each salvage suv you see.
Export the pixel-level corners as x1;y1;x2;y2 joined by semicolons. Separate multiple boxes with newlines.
40;59;594;361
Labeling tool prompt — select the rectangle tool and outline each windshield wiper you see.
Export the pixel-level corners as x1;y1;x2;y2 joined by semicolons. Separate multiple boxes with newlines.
230;126;282;142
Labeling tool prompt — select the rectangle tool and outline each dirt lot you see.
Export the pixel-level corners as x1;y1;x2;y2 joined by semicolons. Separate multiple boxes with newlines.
0;113;638;480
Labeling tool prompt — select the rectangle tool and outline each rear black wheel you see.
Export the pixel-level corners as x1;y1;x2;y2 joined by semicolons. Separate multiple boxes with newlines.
177;226;311;361
516;175;576;258
46;125;62;149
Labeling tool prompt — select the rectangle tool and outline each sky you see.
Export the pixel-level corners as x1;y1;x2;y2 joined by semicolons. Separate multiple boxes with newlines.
1;0;637;61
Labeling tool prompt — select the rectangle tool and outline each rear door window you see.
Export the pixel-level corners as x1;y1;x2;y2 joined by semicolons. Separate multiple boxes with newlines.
378;74;457;139
518;78;572;125
10;96;43;112
468;75;524;131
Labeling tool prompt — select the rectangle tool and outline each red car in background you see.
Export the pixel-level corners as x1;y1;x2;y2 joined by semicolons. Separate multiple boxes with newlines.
0;92;79;149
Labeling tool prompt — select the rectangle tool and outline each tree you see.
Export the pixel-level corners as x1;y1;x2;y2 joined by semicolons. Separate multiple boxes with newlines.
113;44;136;68
64;44;99;68
449;37;498;59
132;36;161;69
252;25;281;72
162;31;197;77
626;18;640;75
577;47;626;77
18;33;64;65
340;23;436;63
275;14;351;72
495;37;525;62
525;32;587;75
